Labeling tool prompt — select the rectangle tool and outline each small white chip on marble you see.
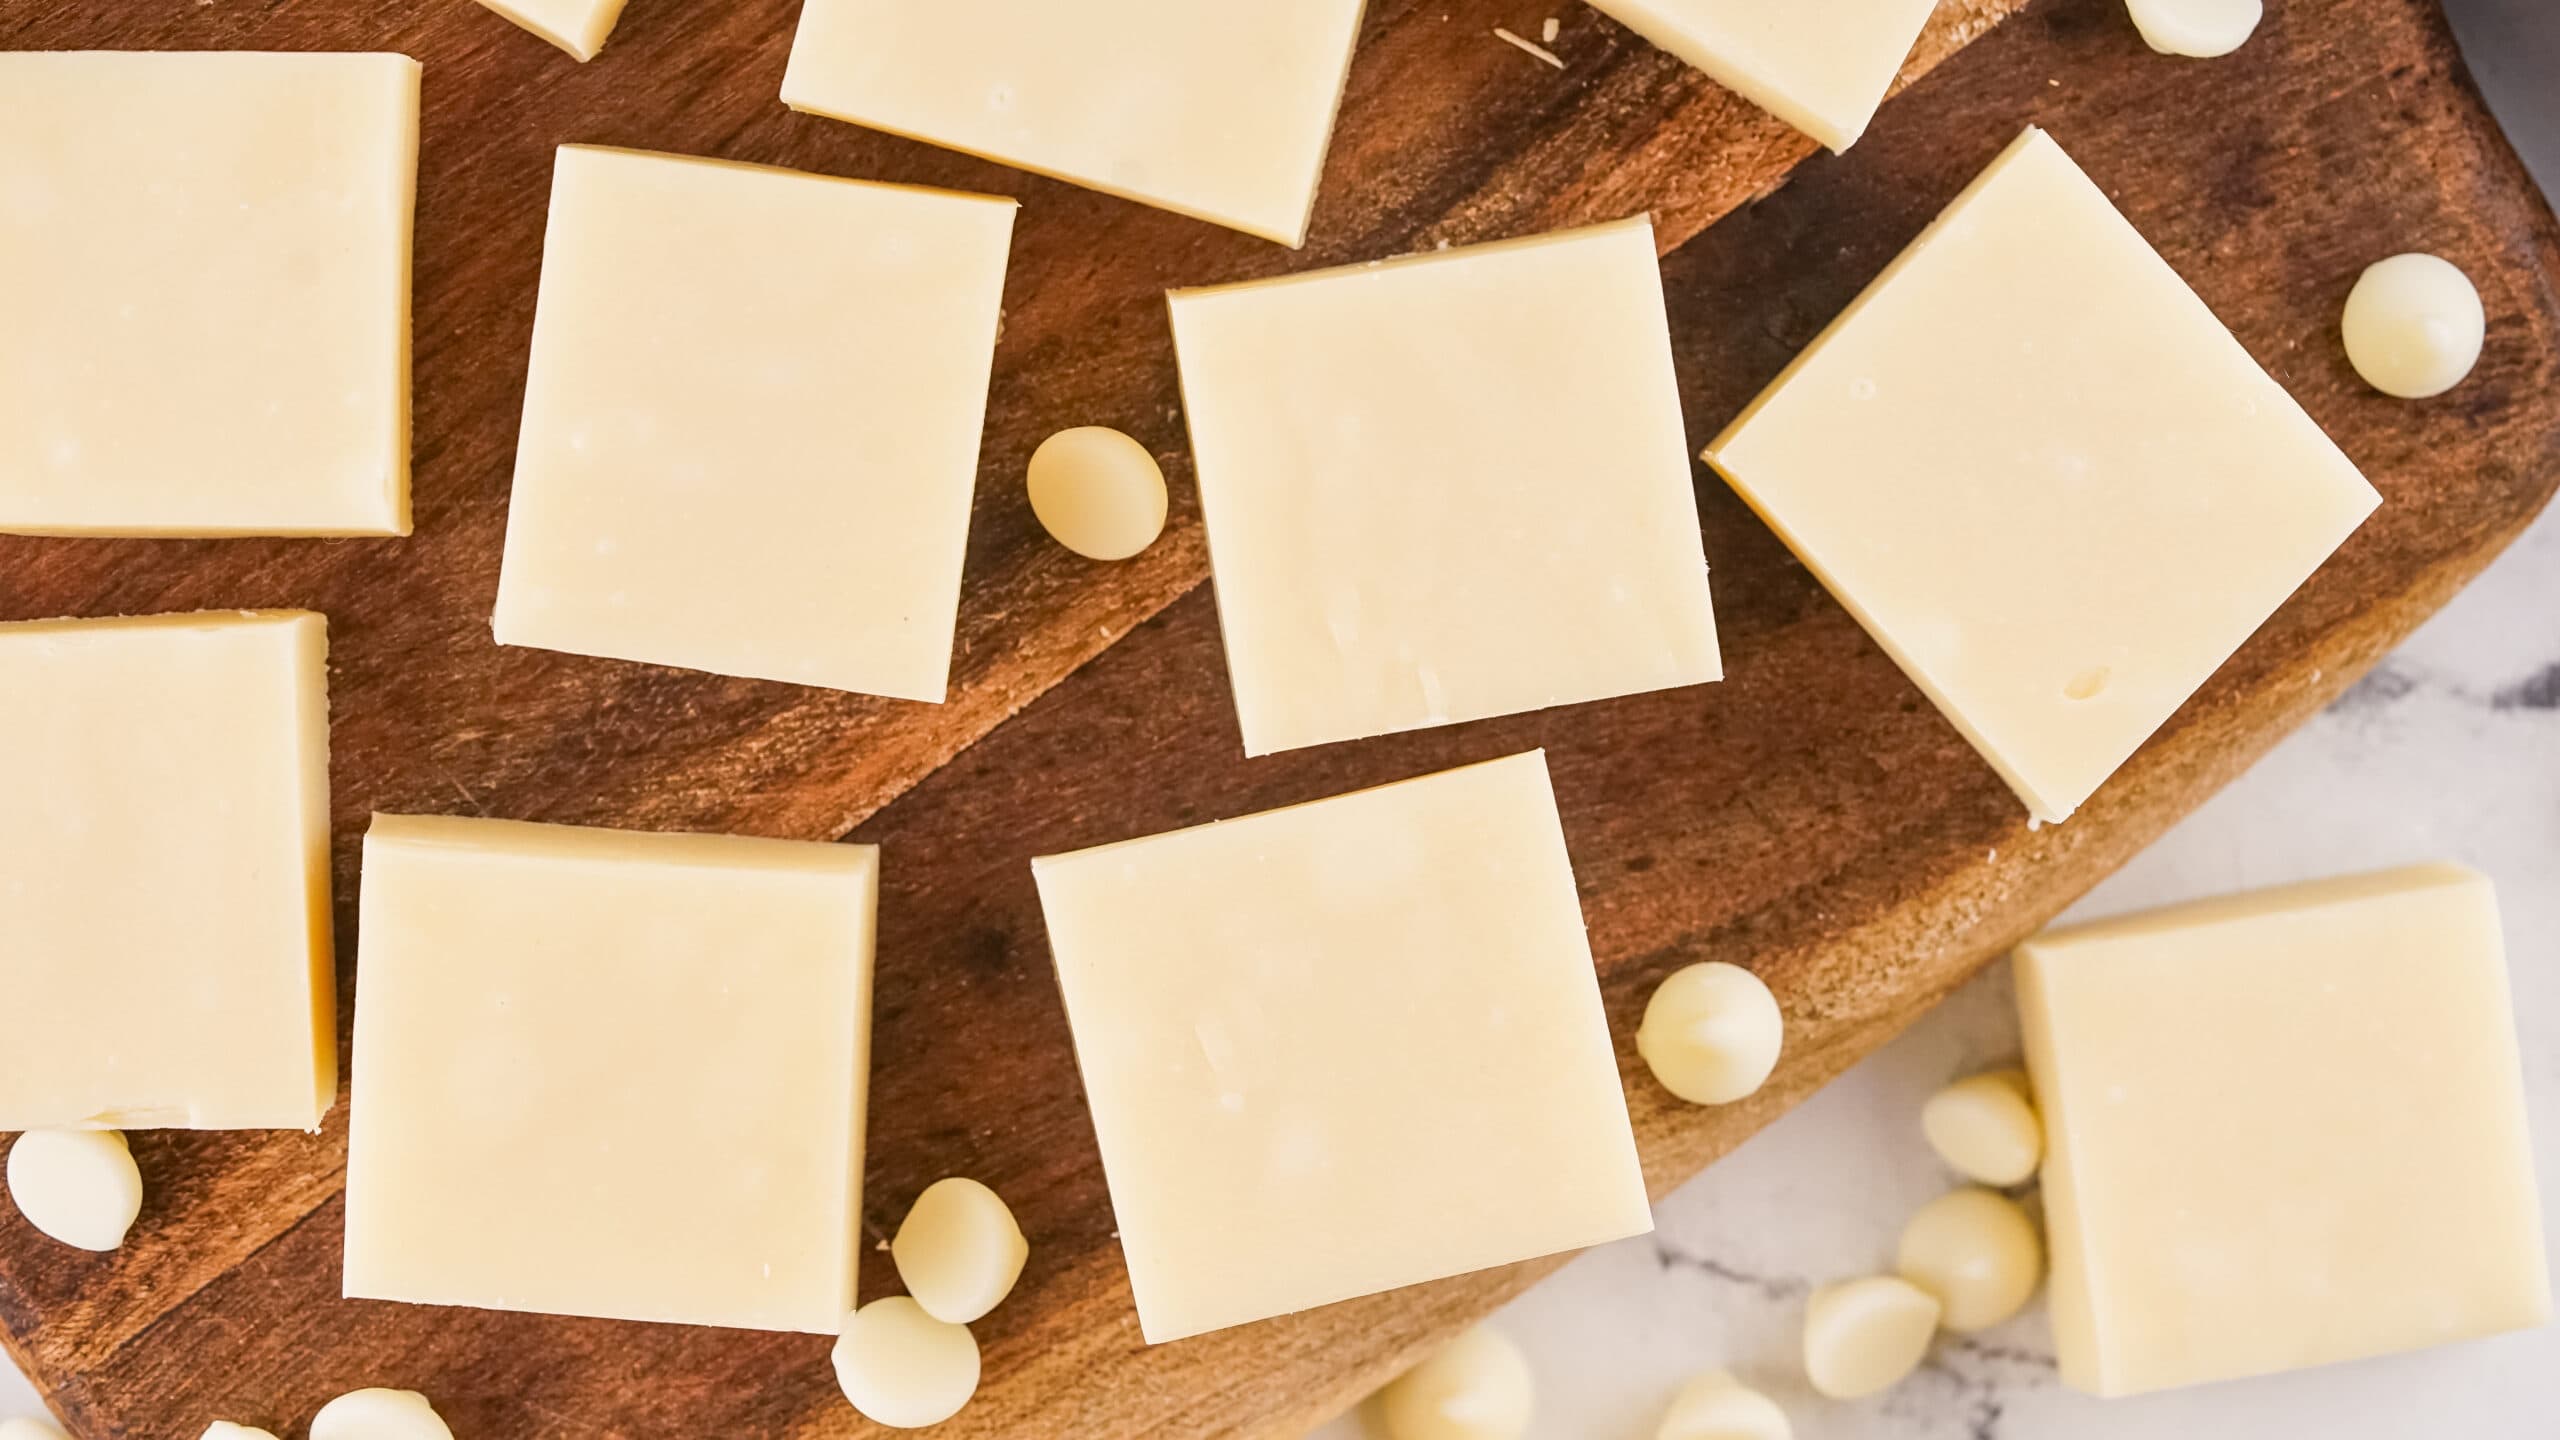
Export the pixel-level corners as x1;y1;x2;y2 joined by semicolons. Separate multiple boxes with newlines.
6;1129;143;1251
201;1423;282;1440
1920;1068;2043;1186
1027;427;1169;562
0;1418;72;1440
834;1296;981;1429
1637;962;1784;1106
1379;1325;1534;1440
1895;1187;2043;1332
309;1388;453;1440
2126;0;2264;57
892;1176;1030;1325
2342;253;2487;399
1802;1276;1940;1399
1655;1368;1791;1440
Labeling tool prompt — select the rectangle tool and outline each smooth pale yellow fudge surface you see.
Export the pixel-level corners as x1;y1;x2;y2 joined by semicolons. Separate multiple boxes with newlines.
2017;863;2550;1396
0;52;417;537
1170;219;1721;757
1706;129;2379;822
344;815;877;1333
780;0;1367;246
473;0;630;60
0;612;335;1131
493;146;1015;701
1032;752;1651;1342
1585;0;1938;150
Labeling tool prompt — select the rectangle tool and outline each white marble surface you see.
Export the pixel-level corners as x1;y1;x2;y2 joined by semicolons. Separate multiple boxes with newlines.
1315;479;2560;1438
7;4;2556;1435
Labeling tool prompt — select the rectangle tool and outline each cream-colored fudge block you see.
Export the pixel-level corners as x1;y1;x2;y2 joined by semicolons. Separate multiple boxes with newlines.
0;52;417;537
2017;863;2549;1396
0;613;334;1131
474;0;630;60
1032;752;1651;1342
344;815;877;1333
1169;219;1721;756
1706;129;2378;822
1585;0;1938;150
492;146;1015;701
780;0;1367;246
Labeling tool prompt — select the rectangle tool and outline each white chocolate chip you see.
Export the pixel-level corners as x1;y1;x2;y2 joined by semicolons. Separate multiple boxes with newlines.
1655;1369;1791;1440
1802;1276;1940;1399
6;1129;143;1251
2125;0;2263;57
309;1388;453;1440
0;1418;72;1440
1895;1188;2043;1332
201;1424;282;1440
1920;1069;2043;1186
833;1296;980;1429
1026;426;1169;561
1637;962;1784;1106
2342;253;2486;399
1379;1325;1533;1440
892;1176;1030;1325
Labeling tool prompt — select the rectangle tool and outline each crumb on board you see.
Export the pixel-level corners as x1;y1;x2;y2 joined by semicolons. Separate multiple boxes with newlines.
1542;16;1561;42
1493;25;1566;69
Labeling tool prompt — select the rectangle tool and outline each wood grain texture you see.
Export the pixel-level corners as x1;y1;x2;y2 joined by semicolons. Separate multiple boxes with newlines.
0;0;2018;1403
3;0;2557;1435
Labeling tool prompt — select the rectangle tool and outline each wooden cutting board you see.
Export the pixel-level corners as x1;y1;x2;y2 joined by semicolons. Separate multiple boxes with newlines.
3;0;2555;1435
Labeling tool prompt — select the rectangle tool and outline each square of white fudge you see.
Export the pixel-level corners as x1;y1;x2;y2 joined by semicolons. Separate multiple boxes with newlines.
1706;129;2379;822
2018;864;2549;1395
344;815;877;1333
0;612;335;1131
0;52;417;536
781;0;1368;246
1586;0;1941;150
473;0;631;61
492;146;1015;701
1032;752;1652;1342
1169;218;1722;756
